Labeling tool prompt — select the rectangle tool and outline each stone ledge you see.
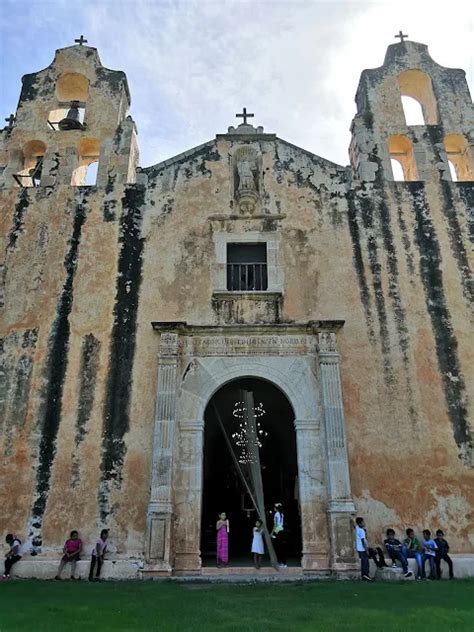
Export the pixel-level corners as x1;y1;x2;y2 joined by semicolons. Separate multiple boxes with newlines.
370;555;474;580
7;555;474;580
9;559;142;580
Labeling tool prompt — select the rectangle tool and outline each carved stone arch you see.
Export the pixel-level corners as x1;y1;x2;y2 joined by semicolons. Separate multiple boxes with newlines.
176;356;319;424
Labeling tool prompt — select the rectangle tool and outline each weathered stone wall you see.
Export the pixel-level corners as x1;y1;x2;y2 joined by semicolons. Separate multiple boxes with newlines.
0;39;472;564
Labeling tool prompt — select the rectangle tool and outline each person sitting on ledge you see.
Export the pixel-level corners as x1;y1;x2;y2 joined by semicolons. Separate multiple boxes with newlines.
422;529;438;580
434;529;454;580
1;534;22;581
403;528;424;580
55;530;82;580
384;528;413;578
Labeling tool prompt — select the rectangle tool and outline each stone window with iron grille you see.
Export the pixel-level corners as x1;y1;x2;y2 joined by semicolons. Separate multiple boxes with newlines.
226;243;268;291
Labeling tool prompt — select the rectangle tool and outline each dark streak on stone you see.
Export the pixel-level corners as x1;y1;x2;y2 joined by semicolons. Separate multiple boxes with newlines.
377;188;416;416
19;73;39;102
71;334;101;488
427;126;473;306
7;189;30;250
31;192;88;523
346;192;375;340
98;186;145;521
407;182;471;463
393;188;416;279
75;334;101;447
457;183;474;245
4;355;34;457
359;193;394;383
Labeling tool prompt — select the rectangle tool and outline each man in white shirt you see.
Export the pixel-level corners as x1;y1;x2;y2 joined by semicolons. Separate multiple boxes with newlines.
355;517;373;581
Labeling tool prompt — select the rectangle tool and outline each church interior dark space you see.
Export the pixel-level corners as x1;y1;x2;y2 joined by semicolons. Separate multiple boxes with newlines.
201;378;302;566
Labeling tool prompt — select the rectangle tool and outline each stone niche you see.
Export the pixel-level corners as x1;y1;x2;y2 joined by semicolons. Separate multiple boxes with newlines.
232;145;263;214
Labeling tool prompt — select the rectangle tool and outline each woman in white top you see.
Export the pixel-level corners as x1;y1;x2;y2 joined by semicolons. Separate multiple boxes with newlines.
251;519;264;568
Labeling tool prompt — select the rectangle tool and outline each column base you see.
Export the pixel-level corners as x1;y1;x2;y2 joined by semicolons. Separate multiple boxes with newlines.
327;509;357;570
302;552;330;571
145;511;173;566
174;553;202;574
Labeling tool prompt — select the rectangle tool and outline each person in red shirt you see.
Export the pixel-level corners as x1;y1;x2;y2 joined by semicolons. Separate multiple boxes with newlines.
54;530;82;580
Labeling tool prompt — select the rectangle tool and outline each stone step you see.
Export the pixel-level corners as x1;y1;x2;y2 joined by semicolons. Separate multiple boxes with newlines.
201;565;303;576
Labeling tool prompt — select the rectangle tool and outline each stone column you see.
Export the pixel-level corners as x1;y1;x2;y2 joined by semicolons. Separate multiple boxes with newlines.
173;419;205;574
294;418;330;571
318;332;356;571
145;332;179;573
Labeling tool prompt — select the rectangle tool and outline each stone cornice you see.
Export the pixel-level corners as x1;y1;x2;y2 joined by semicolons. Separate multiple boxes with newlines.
151;320;345;335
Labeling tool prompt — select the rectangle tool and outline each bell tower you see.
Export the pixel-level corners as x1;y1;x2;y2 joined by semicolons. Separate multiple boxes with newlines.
349;37;474;183
0;37;139;189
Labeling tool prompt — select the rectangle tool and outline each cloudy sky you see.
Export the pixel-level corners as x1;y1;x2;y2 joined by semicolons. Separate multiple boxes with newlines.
0;0;472;167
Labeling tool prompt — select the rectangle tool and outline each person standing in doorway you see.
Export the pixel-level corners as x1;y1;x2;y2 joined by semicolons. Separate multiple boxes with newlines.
216;512;229;568
88;529;108;582
271;503;287;568
251;519;264;569
354;517;373;581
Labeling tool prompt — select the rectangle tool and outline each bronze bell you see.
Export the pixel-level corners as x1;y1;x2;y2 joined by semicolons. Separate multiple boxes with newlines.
58;101;83;130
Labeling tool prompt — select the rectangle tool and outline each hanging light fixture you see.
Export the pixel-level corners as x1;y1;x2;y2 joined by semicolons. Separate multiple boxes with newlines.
231;400;268;464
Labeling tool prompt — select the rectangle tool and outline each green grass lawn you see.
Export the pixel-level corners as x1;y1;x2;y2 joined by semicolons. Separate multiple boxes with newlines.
0;579;472;631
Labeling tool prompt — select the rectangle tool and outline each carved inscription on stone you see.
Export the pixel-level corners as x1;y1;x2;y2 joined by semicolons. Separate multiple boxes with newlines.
189;334;314;357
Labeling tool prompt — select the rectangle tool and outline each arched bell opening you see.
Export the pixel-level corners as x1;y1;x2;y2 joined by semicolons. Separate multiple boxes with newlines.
13;140;46;187
49;73;89;131
71;138;100;186
444;134;473;182
200;377;302;567
388;134;419;181
398;69;439;125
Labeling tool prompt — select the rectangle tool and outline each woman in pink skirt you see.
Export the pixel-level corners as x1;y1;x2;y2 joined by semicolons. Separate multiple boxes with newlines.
216;512;229;567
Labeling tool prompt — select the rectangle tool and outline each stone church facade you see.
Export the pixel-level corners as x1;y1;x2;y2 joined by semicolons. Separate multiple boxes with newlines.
0;37;472;578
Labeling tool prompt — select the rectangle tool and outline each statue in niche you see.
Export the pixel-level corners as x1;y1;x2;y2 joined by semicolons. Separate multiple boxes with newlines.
234;148;260;213
237;157;257;192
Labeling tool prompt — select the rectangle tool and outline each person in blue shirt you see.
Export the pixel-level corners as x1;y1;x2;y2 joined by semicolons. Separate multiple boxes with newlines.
422;529;437;579
383;529;413;578
434;529;454;580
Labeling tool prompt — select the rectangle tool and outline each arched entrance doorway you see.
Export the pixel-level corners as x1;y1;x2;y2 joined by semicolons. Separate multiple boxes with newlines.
200;377;302;567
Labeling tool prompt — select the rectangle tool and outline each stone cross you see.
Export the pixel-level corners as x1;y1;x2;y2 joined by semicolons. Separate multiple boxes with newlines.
4;114;15;130
74;35;88;45
394;30;408;43
236;107;254;126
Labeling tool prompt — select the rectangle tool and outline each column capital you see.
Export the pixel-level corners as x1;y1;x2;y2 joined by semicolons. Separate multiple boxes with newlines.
147;500;173;515
328;499;356;513
294;418;320;431
179;419;205;432
317;332;339;356
159;332;179;357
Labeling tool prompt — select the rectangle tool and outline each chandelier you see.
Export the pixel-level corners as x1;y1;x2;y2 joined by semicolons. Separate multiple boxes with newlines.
231;400;268;464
